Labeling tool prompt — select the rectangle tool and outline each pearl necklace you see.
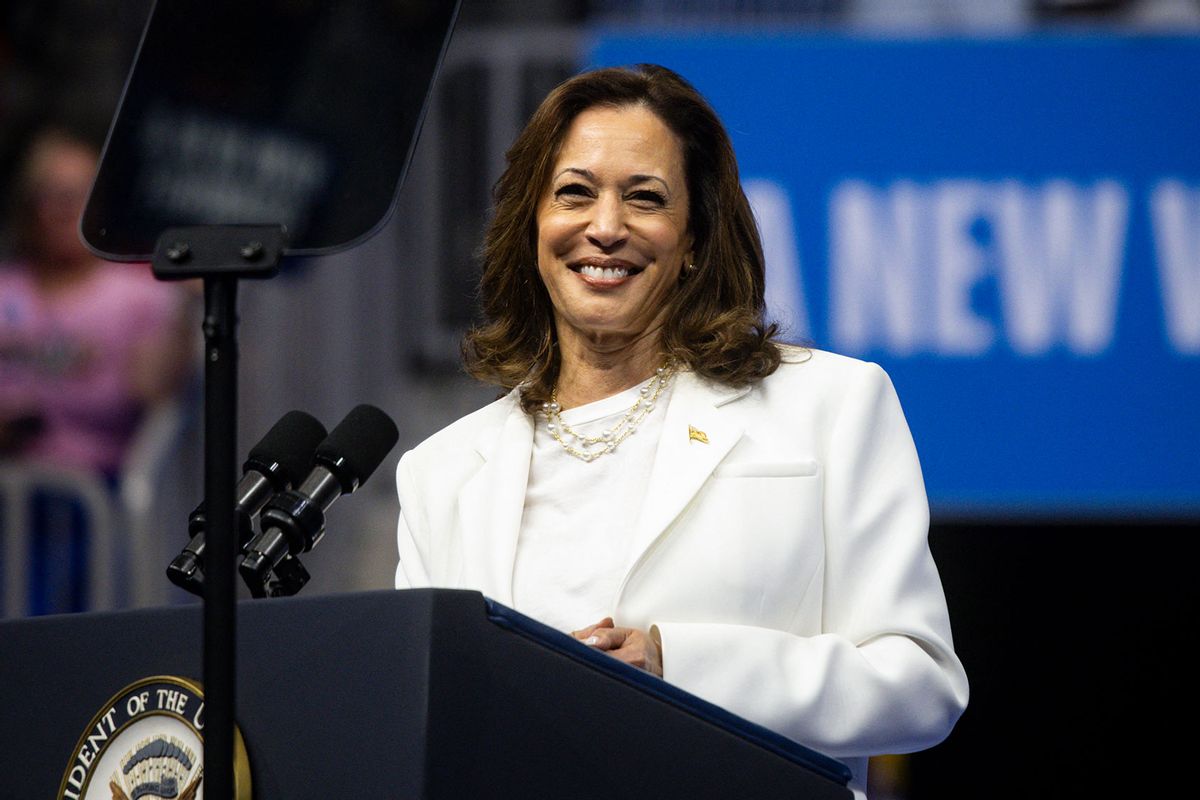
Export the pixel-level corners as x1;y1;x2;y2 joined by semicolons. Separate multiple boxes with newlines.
540;362;676;463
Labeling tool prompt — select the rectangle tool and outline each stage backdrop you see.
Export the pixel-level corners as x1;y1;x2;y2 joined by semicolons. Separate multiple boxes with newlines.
589;33;1200;517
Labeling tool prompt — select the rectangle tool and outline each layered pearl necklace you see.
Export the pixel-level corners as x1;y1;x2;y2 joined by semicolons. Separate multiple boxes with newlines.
540;361;676;463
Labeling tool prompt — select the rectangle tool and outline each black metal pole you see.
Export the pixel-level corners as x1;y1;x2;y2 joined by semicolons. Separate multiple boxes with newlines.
202;275;238;800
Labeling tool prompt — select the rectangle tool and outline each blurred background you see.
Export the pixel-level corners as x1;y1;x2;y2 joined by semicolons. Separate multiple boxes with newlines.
1;0;1196;796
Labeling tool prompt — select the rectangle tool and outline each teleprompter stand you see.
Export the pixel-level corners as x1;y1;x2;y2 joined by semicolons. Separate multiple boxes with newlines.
151;224;285;800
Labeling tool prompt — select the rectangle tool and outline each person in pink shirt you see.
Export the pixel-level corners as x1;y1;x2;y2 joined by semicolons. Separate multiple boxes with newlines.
1;125;192;614
0;126;191;478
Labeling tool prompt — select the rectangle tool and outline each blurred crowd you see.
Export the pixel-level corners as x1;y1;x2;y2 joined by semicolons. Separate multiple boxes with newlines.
0;123;196;614
1;0;198;614
1;127;192;475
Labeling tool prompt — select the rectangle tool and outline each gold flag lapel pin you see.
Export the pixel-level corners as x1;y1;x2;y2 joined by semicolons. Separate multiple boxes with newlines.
688;425;709;444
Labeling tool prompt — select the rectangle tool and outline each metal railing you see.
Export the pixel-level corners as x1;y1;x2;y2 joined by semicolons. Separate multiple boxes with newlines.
0;462;118;617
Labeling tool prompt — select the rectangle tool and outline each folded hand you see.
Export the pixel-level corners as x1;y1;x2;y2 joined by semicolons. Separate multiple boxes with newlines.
572;617;663;677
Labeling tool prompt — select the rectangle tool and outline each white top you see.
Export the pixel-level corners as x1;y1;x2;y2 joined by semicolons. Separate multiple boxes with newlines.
511;377;672;632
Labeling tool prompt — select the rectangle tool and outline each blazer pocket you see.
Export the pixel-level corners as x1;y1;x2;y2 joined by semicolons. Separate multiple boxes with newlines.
712;459;819;478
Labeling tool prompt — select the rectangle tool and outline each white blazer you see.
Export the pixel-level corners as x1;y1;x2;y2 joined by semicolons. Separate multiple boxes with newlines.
395;348;968;796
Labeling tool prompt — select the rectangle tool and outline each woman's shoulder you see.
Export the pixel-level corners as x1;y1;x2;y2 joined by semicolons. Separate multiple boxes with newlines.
743;346;911;440
768;344;893;391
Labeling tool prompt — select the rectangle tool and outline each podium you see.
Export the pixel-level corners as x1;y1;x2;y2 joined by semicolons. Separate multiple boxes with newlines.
0;589;852;798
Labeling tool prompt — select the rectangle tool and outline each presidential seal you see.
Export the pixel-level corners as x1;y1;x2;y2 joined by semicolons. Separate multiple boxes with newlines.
57;676;250;800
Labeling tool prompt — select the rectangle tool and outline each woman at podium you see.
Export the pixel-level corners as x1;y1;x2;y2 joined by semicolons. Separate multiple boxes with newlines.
395;64;967;798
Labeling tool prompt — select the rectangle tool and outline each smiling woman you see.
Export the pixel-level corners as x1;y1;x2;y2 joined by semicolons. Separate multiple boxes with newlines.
535;104;694;406
394;64;967;799
465;64;780;414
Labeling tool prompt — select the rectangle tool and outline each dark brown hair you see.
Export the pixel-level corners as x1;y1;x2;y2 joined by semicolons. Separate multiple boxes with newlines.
463;64;781;411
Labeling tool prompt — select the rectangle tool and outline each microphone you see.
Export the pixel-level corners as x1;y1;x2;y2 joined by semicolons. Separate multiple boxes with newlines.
239;404;399;594
166;410;328;596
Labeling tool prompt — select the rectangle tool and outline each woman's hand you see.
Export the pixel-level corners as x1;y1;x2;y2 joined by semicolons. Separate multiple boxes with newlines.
572;617;663;677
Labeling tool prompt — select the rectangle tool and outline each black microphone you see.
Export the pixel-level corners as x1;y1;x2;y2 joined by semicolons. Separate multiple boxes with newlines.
239;404;399;593
166;410;328;595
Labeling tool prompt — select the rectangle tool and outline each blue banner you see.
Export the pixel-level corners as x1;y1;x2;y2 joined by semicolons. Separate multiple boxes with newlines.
589;33;1200;516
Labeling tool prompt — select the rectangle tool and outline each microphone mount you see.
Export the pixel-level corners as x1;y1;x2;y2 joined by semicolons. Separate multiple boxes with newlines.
239;487;327;597
238;404;399;597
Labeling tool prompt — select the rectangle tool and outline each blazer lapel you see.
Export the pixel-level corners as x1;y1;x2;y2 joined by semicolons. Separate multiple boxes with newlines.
626;372;748;570
455;394;533;604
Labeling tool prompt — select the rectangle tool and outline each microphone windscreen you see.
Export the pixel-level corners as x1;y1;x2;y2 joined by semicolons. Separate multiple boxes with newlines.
246;410;328;488
316;404;400;487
